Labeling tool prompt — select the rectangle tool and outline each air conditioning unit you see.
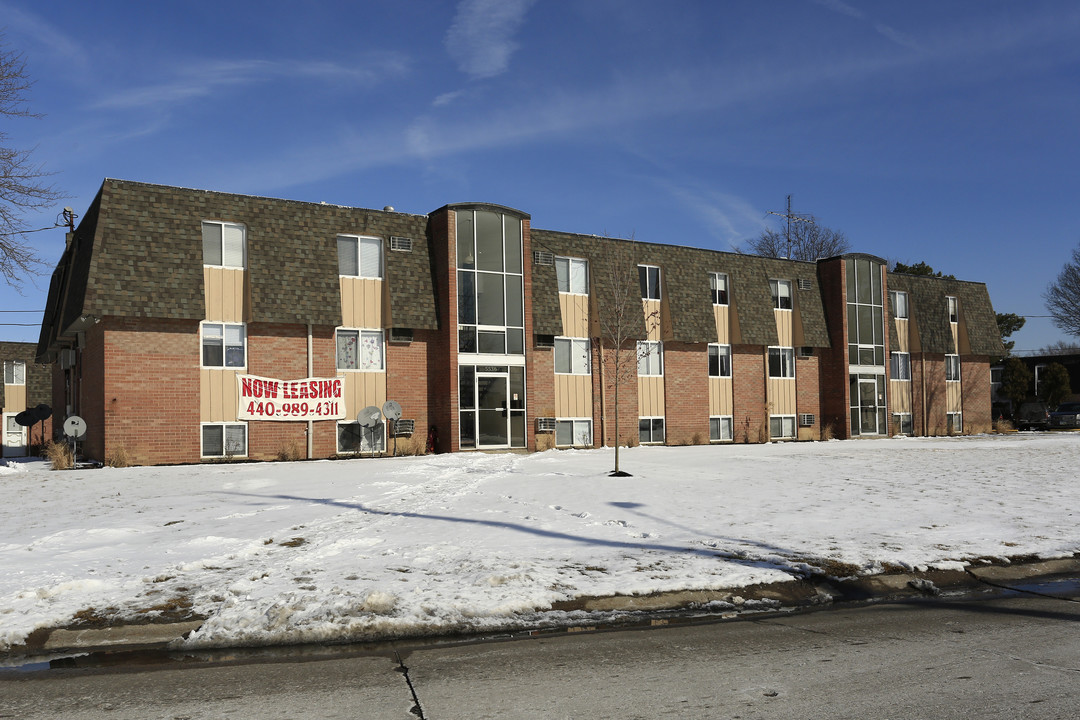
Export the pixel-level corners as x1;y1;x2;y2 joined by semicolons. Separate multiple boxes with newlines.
536;417;556;433
389;328;413;344
799;413;815;427
797;278;812;291
392;419;415;437
534;334;555;348
533;250;554;266
59;349;77;369
797;346;813;358
390;236;413;252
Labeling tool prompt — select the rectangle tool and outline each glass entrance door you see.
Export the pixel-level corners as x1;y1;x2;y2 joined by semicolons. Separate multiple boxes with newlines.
850;373;887;436
476;374;509;447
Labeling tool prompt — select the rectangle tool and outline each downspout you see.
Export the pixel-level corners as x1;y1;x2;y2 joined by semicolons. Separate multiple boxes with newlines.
307;323;314;459
921;354;927;436
597;337;606;446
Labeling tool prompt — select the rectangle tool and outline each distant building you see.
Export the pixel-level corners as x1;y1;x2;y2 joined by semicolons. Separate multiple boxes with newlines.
35;179;1004;465
992;353;1080;408
1;341;52;457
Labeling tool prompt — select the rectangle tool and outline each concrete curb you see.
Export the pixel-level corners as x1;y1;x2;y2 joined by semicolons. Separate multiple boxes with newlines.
7;557;1079;661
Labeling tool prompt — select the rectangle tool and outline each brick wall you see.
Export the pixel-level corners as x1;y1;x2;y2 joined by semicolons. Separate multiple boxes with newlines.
664;341;710;444
816;257;851;438
732;344;766;443
102;317;200;465
387;330;432;451
598;341;640;446
961;356;992;434
795;352;822;440
247;322;312;460
530;345;555;449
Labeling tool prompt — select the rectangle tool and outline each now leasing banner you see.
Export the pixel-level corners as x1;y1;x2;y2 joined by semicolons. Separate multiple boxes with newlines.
237;374;346;422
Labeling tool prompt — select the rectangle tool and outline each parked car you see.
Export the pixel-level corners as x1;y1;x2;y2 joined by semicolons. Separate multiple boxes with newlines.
1016;402;1050;430
1049;401;1080;429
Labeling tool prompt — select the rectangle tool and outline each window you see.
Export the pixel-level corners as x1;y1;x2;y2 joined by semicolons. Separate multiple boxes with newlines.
770;279;792;310
639;265;661;300
201;323;246;368
708;344;732;378
768;346;795;379
710;272;729;305
639;417;665;444
770;415;796;439
338;420;386;453
890;352;911;381
3;360;25;385
457;209;525;356
846;258;885;368
555;338;591;375
893;413;913;435
202;221;245;269
947;412;963;434
337;329;385;371
555;257;589;294
637;341;663;376
710;416;733;442
556;419;592;447
945;354;960;382
889;290;909;319
338;235;383;278
947;296;958;323
202;423;247;458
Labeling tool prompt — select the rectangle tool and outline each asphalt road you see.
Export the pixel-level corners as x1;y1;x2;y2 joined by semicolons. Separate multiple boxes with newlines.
3;588;1079;719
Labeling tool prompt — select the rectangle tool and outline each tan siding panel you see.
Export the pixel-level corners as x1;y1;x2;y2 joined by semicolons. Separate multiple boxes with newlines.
637;376;665;416
5;384;26;411
713;306;730;344
767;377;797;415
559;294;590;337
555;374;592;417
894;318;910;353
200;368;240;422
947;381;963;412
774;309;794;347
643;299;662;341
340;277;384;330
203;268;246;323
889;381;912;414
708;377;733;416
343;371;388;418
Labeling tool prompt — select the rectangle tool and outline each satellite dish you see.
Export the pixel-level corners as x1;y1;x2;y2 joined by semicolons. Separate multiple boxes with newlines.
357;406;382;428
14;410;34;427
32;404;52;422
382;400;402;421
63;415;87;439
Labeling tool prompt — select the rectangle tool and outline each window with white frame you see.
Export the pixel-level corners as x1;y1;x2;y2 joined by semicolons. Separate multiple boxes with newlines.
947;296;958;323
555;337;591;374
639;417;665;444
770;415;796;439
890;352;911;381
708;344;732;378
556;419;592;447
202;221;246;269
337;235;383;278
202;423;247;458
768;346;795;379
637;341;663;376
337;329;385;371
945;354;960;382
338;420;386;453
889;290;909;319
947;412;963;434
3;360;25;385
893;412;913;435
201;323;246;368
710;272;729;305
555;257;589;294
710;416;733;442
639;265;661;300
770;279;792;310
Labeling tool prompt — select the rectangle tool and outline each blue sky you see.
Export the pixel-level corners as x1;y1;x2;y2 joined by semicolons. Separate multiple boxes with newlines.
3;0;1080;353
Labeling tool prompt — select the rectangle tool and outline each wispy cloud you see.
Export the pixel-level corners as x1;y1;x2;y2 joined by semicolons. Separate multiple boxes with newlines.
445;0;537;79
811;0;924;52
0;2;89;70
90;56;409;111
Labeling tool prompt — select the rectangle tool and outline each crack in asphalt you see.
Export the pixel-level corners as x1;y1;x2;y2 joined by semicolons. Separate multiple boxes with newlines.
394;651;427;719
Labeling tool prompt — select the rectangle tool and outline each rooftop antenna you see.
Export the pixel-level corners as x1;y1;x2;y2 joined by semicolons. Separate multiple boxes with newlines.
766;195;815;259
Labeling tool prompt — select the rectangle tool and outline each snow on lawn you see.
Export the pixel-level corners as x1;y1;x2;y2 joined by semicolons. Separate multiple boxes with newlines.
1;433;1078;651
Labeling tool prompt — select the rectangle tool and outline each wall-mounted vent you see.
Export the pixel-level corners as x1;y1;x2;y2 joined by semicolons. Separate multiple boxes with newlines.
389;328;414;344
59;349;77;369
799;413;815;427
392;419;415;437
797;346;813;358
798;278;813;291
535;334;555;348
390;236;413;252
534;250;554;266
536;417;556;433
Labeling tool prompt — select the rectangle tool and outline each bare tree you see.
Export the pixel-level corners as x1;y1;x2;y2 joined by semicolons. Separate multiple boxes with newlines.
1038;340;1080;356
1;38;62;287
594;248;660;476
746;222;849;262
1045;244;1080;339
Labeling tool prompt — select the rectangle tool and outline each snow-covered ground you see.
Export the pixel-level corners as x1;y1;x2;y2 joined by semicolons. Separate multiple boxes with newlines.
1;433;1078;652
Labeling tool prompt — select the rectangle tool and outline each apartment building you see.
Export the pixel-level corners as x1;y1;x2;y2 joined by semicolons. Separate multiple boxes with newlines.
35;179;1004;465
1;341;52;457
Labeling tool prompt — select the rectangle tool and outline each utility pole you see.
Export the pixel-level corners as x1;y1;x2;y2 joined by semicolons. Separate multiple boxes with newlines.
766;195;814;259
